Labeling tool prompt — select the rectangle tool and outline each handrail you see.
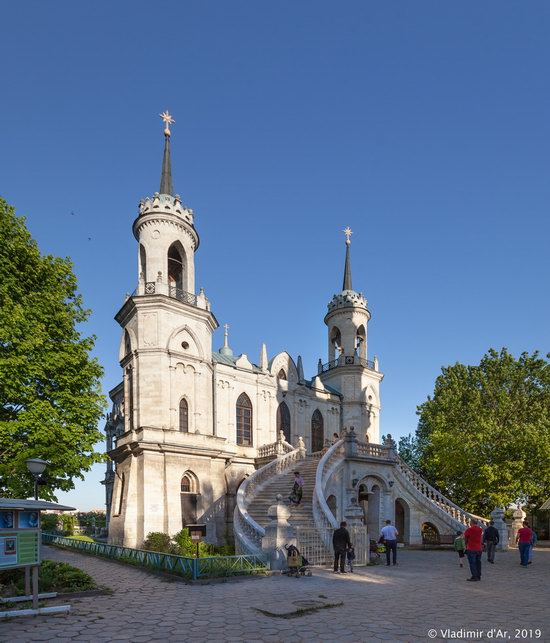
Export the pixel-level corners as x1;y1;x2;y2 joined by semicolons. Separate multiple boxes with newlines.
320;355;376;373
312;440;343;553
234;445;306;555
256;432;294;459
394;456;488;528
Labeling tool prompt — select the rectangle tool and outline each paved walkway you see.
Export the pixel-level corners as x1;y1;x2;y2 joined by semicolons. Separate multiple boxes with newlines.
2;546;548;642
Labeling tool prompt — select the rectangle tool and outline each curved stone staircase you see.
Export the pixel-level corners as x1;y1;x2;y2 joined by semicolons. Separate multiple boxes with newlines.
246;458;318;529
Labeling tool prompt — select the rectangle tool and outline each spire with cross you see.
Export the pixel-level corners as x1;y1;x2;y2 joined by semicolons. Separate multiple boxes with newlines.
159;110;175;195
342;226;353;290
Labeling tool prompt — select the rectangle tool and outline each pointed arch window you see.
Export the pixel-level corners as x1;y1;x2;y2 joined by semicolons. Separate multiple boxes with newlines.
236;393;253;446
311;409;324;452
179;398;189;433
124;331;132;356
277;368;287;380
277;401;291;443
168;243;185;291
139;244;147;282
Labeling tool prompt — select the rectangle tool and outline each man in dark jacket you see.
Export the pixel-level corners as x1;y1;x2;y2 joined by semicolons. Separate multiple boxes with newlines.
333;521;351;573
483;520;500;564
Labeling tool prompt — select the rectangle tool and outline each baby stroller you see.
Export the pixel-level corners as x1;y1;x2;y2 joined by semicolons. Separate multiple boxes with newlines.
284;544;312;577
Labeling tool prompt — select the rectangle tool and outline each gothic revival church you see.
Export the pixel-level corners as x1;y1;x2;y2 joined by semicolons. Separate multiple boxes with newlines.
103;116;383;548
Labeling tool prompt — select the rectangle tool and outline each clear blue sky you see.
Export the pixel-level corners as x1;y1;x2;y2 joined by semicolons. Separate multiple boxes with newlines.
1;2;549;510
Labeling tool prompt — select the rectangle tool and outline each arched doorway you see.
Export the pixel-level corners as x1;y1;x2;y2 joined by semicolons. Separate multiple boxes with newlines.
311;410;324;452
277;401;291;443
366;484;381;537
326;495;337;521
180;472;199;527
395;498;410;544
422;522;440;546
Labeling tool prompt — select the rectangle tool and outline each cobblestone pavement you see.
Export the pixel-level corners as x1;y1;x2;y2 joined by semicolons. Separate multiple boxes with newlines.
1;546;548;642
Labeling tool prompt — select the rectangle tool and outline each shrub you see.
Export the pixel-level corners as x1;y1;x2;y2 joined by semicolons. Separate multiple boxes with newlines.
66;535;95;542
0;560;97;596
60;514;76;536
172;529;210;557
41;514;60;532
142;532;176;554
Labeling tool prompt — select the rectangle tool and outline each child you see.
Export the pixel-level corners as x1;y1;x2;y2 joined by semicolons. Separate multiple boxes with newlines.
347;545;356;573
454;530;465;568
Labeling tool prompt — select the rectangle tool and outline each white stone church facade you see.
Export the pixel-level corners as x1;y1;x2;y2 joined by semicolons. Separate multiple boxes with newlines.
103;121;384;548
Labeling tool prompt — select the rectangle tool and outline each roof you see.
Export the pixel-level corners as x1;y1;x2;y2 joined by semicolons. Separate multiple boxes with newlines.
212;352;263;373
540;498;550;511
0;498;75;511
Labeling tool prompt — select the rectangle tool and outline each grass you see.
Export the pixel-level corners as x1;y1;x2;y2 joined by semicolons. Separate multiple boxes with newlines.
65;535;96;542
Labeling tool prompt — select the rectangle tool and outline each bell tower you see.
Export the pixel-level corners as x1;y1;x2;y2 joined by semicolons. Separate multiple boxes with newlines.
108;113;218;547
319;228;383;443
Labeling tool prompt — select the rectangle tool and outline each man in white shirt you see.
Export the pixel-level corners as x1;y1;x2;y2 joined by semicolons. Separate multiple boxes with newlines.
380;519;399;566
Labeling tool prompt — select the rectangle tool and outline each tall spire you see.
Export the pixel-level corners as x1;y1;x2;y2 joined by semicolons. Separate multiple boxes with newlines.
159;111;175;196
342;226;353;291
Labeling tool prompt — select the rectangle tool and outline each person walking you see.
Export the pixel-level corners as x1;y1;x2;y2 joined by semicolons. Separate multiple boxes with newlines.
516;521;533;567
464;518;483;581
346;544;356;573
288;471;304;506
453;530;466;568
483;520;500;564
332;521;351;573
380;519;399;566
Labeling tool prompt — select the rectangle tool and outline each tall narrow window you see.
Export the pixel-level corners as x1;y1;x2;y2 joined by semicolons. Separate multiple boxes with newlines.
277;401;291;443
139;244;147;282
311;409;324;452
179;398;189;432
277;368;287;380
124;331;131;356
236;393;253;446
168;243;184;290
180;472;199;526
126;367;134;431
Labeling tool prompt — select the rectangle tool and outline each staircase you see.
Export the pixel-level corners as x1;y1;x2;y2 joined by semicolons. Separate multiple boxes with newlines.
247;458;318;529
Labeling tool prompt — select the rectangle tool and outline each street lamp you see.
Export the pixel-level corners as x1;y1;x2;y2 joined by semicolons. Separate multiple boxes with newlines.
26;459;49;500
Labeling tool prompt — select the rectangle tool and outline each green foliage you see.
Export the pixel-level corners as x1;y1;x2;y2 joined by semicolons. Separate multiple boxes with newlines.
41;513;60;532
414;348;550;515
60;514;76;536
0;198;107;499
142;531;235;557
142;532;177;554
0;560;97;597
172;529;210;557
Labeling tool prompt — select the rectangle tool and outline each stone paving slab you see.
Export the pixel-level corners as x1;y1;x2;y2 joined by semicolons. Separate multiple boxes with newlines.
0;546;548;642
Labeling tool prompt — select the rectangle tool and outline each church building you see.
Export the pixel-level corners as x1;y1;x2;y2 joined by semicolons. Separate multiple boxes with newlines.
103;115;383;548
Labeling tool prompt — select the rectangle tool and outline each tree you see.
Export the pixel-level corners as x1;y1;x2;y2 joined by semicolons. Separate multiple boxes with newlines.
0;198;106;499
410;349;550;516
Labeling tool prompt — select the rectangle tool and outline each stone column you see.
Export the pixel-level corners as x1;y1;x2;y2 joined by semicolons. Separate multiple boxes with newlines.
261;494;297;571
510;507;526;548
490;507;509;551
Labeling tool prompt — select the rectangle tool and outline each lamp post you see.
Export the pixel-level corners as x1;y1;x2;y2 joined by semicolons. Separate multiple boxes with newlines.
26;459;49;500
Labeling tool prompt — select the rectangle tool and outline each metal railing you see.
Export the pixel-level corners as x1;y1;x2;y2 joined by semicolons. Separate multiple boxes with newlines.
320;356;376;373
136;282;198;307
42;533;267;580
169;286;198;306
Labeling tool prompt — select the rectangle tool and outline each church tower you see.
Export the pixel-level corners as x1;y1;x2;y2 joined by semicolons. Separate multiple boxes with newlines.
108;113;219;547
319;228;383;442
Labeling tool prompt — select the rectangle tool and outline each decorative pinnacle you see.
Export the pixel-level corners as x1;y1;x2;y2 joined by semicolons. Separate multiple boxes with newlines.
160;110;175;137
343;226;353;246
223;323;230;348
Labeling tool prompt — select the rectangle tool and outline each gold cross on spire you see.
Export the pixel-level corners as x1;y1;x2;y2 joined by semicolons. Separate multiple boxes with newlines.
160;110;175;137
343;226;353;245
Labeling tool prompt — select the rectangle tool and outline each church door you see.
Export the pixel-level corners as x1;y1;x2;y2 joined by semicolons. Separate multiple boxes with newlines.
311;410;324;452
277;402;291;443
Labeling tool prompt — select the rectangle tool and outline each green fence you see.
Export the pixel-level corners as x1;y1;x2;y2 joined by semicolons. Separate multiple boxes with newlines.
42;533;268;580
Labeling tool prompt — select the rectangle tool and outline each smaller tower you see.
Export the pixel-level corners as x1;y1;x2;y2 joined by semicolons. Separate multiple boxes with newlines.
320;228;383;442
